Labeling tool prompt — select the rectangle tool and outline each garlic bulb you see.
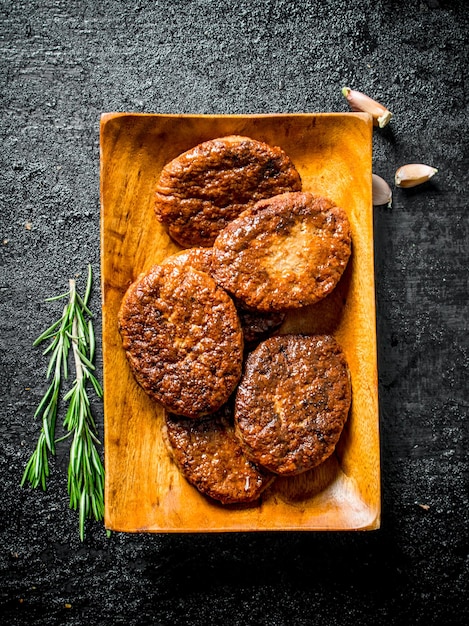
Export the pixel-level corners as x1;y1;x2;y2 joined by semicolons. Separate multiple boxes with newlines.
395;164;438;188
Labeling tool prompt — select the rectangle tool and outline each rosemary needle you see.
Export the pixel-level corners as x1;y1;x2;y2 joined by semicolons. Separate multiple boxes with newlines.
21;303;70;488
21;265;105;540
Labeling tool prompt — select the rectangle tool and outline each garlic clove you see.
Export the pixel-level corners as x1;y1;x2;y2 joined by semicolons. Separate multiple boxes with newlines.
341;87;393;128
395;164;438;188
372;174;392;207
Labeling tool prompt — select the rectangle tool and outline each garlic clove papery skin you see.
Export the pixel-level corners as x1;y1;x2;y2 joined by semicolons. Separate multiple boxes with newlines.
395;164;438;188
341;87;393;128
372;174;392;207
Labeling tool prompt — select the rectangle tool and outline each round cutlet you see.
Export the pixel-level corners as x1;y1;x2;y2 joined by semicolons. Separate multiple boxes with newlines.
234;334;352;476
154;135;302;248
118;263;243;418
211;191;352;312
164;404;274;504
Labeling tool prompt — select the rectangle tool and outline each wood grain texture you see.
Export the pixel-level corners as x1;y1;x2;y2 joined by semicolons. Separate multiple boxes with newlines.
100;112;380;532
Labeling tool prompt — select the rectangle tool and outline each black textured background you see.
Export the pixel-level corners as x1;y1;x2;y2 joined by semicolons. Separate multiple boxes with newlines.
1;1;468;625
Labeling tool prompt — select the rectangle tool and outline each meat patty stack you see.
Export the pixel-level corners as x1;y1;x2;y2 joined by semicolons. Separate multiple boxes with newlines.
118;135;353;505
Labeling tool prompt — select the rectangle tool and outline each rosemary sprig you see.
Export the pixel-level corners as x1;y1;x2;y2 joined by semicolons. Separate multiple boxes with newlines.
62;277;105;541
21;265;105;540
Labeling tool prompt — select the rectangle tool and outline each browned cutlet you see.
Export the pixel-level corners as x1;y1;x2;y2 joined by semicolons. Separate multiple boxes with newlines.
234;334;352;476
164;403;275;504
118;262;243;418
154;135;302;248
212;191;352;312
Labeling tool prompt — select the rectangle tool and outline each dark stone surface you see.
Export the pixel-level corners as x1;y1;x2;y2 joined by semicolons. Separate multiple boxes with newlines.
1;1;468;624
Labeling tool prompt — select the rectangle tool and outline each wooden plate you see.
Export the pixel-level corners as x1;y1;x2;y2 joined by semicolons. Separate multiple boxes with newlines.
100;112;380;532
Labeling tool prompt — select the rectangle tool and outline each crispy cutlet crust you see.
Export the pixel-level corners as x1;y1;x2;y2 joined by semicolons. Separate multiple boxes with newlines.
162;247;213;273
212;191;352;312
154;135;302;248
234;334;352;476
164;404;275;504
118;262;243;418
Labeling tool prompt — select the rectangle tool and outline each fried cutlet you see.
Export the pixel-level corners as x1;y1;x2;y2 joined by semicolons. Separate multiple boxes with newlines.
118;262;243;418
211;191;352;311
234;334;352;476
154;135;302;247
164;403;274;504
